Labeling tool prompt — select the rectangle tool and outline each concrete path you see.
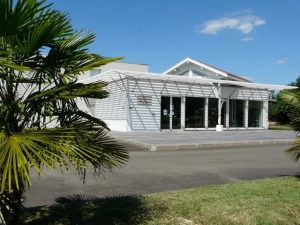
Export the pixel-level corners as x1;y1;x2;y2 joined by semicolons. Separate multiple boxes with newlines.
112;130;297;151
24;144;300;207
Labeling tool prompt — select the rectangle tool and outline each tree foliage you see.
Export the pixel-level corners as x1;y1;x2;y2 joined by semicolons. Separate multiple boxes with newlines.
269;76;300;124
280;91;300;161
0;0;128;223
278;77;300;162
269;94;292;124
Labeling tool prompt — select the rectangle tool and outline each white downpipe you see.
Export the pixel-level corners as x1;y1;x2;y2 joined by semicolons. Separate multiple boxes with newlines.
170;97;173;131
216;84;223;131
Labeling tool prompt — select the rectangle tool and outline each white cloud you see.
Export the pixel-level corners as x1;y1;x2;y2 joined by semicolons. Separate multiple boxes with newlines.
276;58;288;64
196;13;266;35
242;37;255;42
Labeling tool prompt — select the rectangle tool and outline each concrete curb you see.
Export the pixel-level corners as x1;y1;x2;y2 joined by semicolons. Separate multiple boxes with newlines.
113;137;295;151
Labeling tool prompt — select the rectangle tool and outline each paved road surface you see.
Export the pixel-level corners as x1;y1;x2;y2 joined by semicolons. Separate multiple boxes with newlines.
24;144;300;207
112;130;296;145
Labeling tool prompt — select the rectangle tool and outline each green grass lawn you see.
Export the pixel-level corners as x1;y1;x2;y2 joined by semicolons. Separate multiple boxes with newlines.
23;176;300;225
269;124;293;130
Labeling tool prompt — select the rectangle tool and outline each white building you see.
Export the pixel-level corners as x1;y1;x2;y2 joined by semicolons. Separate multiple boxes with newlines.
80;58;295;132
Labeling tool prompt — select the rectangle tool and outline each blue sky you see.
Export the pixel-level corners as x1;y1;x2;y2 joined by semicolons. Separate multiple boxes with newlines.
53;0;300;85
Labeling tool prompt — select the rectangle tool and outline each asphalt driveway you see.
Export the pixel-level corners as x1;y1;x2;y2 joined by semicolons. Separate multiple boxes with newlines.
24;143;300;207
112;130;296;150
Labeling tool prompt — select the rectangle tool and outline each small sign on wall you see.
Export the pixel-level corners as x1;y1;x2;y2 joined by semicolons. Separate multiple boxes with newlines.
137;95;152;105
163;109;168;116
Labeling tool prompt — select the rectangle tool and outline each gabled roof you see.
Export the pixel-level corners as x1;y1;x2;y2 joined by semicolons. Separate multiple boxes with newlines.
163;57;250;82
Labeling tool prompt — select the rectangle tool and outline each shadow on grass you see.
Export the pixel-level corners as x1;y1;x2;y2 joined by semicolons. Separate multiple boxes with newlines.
278;174;300;180
23;194;156;225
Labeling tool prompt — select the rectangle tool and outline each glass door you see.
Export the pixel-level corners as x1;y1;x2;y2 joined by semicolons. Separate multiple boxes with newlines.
160;96;181;130
172;97;181;129
161;96;170;129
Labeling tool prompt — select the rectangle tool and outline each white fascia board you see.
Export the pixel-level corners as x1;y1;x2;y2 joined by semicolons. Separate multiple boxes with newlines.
79;70;116;84
163;57;229;78
186;58;229;77
214;80;297;91
162;57;190;74
80;69;212;84
79;69;296;91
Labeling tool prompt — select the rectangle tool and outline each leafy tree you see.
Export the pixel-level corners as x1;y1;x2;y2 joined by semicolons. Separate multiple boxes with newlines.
0;0;128;223
289;76;300;88
269;76;300;124
280;91;300;161
279;77;300;161
269;94;292;124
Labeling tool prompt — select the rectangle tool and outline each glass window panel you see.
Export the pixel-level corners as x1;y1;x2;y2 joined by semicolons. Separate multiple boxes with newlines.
221;101;226;127
172;97;181;129
208;98;218;127
208;99;227;128
229;99;244;127
161;97;170;129
185;97;205;128
248;100;262;127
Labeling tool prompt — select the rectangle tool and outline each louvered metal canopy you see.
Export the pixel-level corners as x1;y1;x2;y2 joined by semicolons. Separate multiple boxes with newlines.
81;69;297;91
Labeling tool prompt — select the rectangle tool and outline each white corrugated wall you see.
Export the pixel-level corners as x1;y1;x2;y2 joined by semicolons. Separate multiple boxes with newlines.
91;81;128;131
127;79;217;130
127;79;269;131
89;77;269;131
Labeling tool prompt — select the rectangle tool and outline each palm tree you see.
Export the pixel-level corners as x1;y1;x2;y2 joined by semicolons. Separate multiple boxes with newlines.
0;0;128;223
280;91;300;161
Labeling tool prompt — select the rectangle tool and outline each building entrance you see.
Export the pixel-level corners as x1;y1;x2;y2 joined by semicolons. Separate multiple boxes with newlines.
160;96;181;130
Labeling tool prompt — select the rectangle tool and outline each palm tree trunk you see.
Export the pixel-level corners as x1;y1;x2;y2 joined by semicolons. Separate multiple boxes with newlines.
0;177;24;225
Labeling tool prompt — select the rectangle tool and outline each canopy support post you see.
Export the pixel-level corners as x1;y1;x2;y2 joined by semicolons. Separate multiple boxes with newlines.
216;84;223;132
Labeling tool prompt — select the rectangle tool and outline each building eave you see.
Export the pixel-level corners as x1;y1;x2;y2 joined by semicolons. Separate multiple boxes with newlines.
81;69;296;91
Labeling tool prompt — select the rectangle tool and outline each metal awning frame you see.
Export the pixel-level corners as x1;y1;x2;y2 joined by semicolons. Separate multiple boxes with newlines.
81;69;297;91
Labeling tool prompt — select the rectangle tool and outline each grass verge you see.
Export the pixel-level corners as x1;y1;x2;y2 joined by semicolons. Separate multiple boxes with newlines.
269;124;293;130
23;176;300;225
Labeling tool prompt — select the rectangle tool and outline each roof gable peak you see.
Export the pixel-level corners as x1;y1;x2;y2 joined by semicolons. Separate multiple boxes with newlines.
163;57;250;82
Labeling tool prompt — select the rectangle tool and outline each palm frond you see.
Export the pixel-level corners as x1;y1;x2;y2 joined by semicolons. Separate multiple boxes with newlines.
0;59;32;71
280;92;300;108
66;55;124;75
0;0;46;36
44;29;123;78
26;82;109;101
0;127;128;192
286;136;300;161
57;109;109;129
0;0;127;223
280;91;300;161
14;10;72;55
